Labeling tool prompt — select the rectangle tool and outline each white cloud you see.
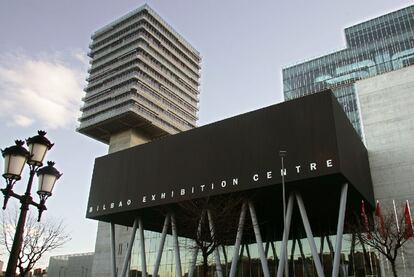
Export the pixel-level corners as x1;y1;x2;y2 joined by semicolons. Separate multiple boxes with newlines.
13;115;34;127
0;51;87;129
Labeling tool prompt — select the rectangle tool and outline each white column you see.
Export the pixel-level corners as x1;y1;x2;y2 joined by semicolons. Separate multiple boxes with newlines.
138;218;147;277
153;215;170;277
277;194;294;277
207;209;224;277
171;213;183;277
296;193;325;277
332;183;348;277
248;201;270;277
229;202;247;277
110;223;117;277
120;218;139;277
188;210;205;277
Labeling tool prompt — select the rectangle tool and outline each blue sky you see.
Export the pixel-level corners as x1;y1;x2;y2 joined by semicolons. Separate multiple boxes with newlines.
0;0;412;268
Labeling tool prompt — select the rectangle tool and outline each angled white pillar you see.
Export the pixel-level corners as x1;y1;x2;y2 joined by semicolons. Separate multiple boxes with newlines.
110;223;117;277
296;193;325;277
188;210;205;277
207;209;224;277
171;213;183;277
138;218;147;277
277;194;294;277
153;215;170;277
248;201;270;277
332;183;348;277
229;202;247;277
120;218;139;277
207;210;223;277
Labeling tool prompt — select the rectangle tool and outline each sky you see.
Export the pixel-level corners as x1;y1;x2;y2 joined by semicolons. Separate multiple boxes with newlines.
0;0;412;269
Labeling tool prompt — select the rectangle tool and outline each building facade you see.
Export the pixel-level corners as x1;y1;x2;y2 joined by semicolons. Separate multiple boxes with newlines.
77;4;201;277
282;5;414;136
85;92;377;277
356;65;414;276
283;5;414;276
78;4;201;144
48;252;94;277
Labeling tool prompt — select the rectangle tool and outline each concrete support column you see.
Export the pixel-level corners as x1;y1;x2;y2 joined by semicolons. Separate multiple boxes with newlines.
207;209;224;277
110;223;117;277
248;201;270;277
296;193;324;277
188;211;205;277
171;213;183;277
332;183;348;277
277;194;294;277
138;218;147;277
120;218;138;277
153;215;170;277
229;202;247;277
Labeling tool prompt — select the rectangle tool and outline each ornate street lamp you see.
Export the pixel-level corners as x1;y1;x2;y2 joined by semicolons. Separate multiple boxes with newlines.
26;130;54;166
36;161;62;220
1;130;61;277
2;140;29;181
1;140;30;209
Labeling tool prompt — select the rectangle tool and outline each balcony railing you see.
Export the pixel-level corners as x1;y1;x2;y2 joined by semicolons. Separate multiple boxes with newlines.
81;82;198;123
78;102;185;134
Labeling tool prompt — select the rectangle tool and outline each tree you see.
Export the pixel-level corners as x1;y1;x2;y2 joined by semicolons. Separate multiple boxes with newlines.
350;203;414;277
175;194;247;277
1;208;71;276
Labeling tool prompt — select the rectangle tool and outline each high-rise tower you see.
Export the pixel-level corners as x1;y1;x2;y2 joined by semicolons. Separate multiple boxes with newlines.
283;5;414;137
78;4;201;148
77;5;201;276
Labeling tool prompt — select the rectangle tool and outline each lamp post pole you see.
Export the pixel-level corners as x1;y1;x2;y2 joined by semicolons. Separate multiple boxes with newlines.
1;131;61;277
6;168;34;276
279;150;288;277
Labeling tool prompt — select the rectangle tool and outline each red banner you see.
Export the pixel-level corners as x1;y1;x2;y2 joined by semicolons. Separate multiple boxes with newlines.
375;200;386;238
404;200;413;239
361;200;371;239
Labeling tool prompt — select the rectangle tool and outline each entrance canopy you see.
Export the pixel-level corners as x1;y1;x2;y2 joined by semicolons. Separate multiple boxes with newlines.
86;91;373;237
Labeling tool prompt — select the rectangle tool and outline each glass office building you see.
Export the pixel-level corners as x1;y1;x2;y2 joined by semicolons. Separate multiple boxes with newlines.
283;5;414;136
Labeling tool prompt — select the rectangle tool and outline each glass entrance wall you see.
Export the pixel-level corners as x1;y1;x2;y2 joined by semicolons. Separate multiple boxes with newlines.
128;232;383;276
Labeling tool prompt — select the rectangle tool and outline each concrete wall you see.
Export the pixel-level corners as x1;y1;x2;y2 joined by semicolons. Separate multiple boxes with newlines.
47;257;68;277
48;253;93;277
357;65;414;277
91;130;150;277
108;129;150;154
66;254;94;277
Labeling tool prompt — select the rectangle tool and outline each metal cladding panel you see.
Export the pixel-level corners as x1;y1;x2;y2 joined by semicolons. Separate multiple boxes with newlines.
332;96;374;206
86;91;373;223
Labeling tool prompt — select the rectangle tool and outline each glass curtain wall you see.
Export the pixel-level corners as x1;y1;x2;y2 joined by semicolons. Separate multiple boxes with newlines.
129;231;382;277
283;5;414;137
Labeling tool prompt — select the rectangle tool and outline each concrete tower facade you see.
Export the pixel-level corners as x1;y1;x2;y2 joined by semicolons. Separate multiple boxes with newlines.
78;4;201;144
77;5;201;277
356;65;414;276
